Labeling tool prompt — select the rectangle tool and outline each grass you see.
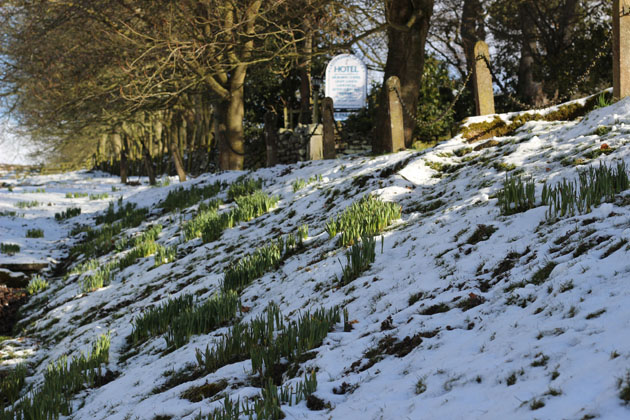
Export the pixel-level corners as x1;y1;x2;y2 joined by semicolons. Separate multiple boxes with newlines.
15;200;39;209
195;303;340;381
95;200;147;226
227;176;263;201
80;262;115;293
55;207;81;221
339;236;376;286
129;292;240;350
0;364;27;409
222;226;307;292
325;195;401;247
542;161;629;219
160;181;222;212
26;228;44;238
498;174;535;215
65;192;88;198
0;334;110;419
27;275;49;295
0;243;20;255
618;371;630;404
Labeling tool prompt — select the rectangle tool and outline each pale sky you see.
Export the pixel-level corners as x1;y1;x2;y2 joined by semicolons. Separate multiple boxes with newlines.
0;121;38;165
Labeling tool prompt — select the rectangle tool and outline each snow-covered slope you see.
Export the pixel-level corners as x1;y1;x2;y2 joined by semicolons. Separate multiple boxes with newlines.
2;97;630;420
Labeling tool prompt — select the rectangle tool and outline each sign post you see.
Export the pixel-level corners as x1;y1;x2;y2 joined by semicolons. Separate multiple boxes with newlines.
325;54;368;121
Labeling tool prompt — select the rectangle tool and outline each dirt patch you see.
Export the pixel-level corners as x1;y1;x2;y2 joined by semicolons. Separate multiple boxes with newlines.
0;286;28;335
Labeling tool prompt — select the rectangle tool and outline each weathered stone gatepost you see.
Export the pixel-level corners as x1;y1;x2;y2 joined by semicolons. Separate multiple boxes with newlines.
264;111;278;167
385;76;405;153
322;97;336;159
614;0;630;99
473;41;495;115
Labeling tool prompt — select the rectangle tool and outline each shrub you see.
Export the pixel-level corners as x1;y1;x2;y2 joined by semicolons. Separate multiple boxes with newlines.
27;275;49;295
26;228;44;238
326;195;401;247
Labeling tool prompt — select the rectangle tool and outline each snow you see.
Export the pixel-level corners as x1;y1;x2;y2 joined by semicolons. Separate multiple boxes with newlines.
1;97;630;419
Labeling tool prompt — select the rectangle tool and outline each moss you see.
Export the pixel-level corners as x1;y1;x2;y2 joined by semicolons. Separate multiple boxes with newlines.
461;117;510;142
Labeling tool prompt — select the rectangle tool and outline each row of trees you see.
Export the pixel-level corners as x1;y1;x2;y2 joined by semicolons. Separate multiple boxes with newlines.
0;1;613;181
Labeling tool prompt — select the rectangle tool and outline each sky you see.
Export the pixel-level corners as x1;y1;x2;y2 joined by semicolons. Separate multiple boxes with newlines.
0;120;38;165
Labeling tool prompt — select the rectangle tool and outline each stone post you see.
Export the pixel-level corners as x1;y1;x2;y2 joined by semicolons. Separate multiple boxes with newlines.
386;76;405;153
264;111;278;167
614;0;630;99
473;41;495;115
321;97;336;159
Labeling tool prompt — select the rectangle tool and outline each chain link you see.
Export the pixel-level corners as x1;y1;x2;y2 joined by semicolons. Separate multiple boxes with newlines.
482;33;612;111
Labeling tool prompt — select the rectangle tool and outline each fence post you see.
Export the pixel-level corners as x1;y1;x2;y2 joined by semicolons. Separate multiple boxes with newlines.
322;97;336;159
385;76;405;153
264;111;278;167
614;0;630;99
473;41;495;115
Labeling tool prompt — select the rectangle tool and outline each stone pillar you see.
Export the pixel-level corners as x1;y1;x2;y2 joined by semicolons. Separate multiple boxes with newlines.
386;76;405;153
473;41;495;115
307;124;323;161
264;111;278;167
321;97;336;159
614;0;630;99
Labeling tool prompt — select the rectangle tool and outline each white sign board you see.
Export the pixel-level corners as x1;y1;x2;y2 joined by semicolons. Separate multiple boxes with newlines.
325;54;367;110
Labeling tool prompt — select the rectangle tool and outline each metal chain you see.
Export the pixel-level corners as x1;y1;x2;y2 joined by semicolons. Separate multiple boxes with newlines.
392;66;475;128
482;33;612;111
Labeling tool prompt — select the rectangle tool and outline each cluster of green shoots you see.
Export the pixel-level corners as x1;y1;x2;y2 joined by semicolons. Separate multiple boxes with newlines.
543;161;629;219
195;303;340;379
196;372;318;420
27;188;46;194
0;243;20;255
80;262;115;293
325;194;401;247
227;176;263;201
339;236;377;286
160;181;223;212
291;175;321;193
89;193;109;200
154;244;178;267
26;228;44;238
184;192;278;243
95;200;147;226
183;199;224;240
114;224;163;252
65;192;87;199
498;174;536;215
222;225;308;293
0;364;27;410
55;207;81;221
26;275;49;295
0;334;109;420
15;200;39;209
128;291;240;350
499;162;630;219
71;202;147;258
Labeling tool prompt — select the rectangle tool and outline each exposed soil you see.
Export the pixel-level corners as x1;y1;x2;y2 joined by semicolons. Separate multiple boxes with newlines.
0;286;28;335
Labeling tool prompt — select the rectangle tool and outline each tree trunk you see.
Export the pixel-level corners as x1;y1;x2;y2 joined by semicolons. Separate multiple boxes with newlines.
517;2;546;107
461;0;486;71
374;0;435;152
166;118;187;182
119;133;129;184
142;140;156;185
298;33;312;125
218;80;246;170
